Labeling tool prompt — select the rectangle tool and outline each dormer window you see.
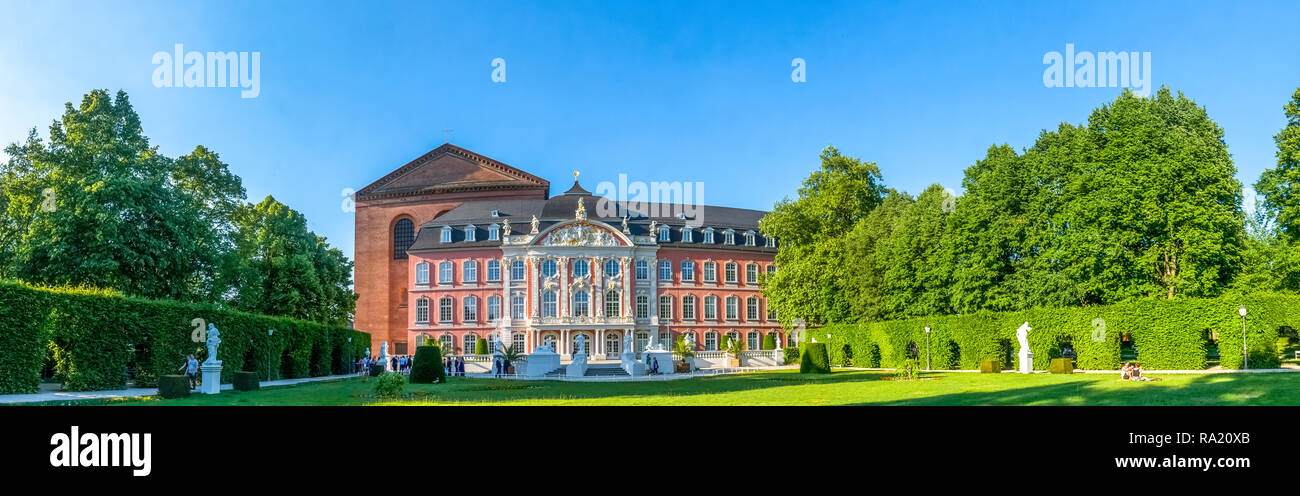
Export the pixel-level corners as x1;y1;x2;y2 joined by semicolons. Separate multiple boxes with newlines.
723;229;735;245
465;225;477;242
658;225;671;242
682;226;693;243
440;226;452;243
745;230;756;246
490;209;500;217
703;227;715;244
488;224;500;241
765;235;776;248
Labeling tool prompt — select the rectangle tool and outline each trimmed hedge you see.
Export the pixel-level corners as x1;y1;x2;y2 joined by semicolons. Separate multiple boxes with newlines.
410;345;446;384
157;375;191;398
800;343;831;373
979;359;1002;373
1049;358;1074;374
0;280;369;394
810;293;1300;372
233;371;260;391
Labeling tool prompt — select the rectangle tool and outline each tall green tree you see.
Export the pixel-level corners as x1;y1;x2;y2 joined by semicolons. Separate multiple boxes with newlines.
1255;86;1300;240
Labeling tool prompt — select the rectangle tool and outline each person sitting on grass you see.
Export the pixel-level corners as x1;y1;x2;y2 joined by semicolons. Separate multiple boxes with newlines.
1121;361;1134;380
1130;362;1161;381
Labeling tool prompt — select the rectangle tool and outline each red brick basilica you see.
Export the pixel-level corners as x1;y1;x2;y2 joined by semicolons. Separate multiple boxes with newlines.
354;144;782;358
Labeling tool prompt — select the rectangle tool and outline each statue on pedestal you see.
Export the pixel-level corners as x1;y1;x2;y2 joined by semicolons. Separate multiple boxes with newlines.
530;215;539;234
203;324;222;365
1016;322;1033;374
574;334;586;356
502;219;511;237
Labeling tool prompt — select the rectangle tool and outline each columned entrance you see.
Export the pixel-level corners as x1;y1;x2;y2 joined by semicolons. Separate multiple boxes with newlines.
605;330;622;357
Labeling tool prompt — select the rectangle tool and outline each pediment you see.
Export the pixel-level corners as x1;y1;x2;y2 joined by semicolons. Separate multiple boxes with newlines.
534;221;631;247
357;143;549;199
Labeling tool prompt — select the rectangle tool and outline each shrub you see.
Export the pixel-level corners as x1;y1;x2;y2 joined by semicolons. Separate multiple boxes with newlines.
374;373;406;398
233;371;260;391
783;346;801;364
895;359;920;380
800;343;830;373
762;334;776;350
369;363;386;376
157;375;191;399
474;338;488;355
1049;358;1074;374
979;359;1002;373
410;346;446;384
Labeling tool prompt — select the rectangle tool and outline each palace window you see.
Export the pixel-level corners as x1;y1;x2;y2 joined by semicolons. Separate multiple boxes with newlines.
512;333;525;351
465;225;476;242
726;330;740;347
659;295;672;321
487;333;496;353
487;260;500;282
415;262;429;285
463;260;477;282
658;260;672;280
767;298;776;320
767;265;776;275
542;291;558;318
748;331;759;350
439;225;451;244
487;295;501;322
765;236;776;248
703;261;715;282
658;226;671;242
747;296;759;320
745;230;756;246
463;296;478;322
703;227;714;244
511;260;526;280
394;219;415;258
439;261;453;283
415;297;429;324
725;296;738;320
705;331;718;351
440;334;454;352
488;224;499;241
635;331;649;353
684;331;698;350
439;296;453;322
682;226;693;243
604;259;620;278
724;262;737;284
463;333;477;354
636;295;649;319
572;259;590;278
606;290;621;317
635;260;648;280
724;229;735;245
511;294;525;319
746;263;758;285
572;291;590;317
681;260;695;281
682;295;697;320
541;259;558;278
703;296;717;320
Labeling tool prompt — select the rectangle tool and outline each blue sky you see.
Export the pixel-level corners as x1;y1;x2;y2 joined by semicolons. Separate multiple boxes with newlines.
2;0;1298;261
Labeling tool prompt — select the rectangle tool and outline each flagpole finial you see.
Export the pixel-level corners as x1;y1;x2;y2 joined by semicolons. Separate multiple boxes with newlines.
573;170;580;182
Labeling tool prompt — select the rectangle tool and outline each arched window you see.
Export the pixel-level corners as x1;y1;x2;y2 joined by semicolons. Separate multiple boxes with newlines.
724;229;735;245
464;224;477;242
463;260;477;282
682;226;694;243
463;296;478;322
393;219;414;259
571;333;591;355
681;260;695;281
488;223;500;241
746;296;759;320
604;259;620;278
746;263;758;285
703;261;715;282
724;262;737;284
572;259;590;278
542;291;558;317
572;291;590;317
541;259;558;278
415;262;429;285
659;295;673;320
703;227;715;244
605;332;621;355
658;225;671;242
415;297;429;324
439;261;453;283
438;296;454;322
703;295;718;320
606;290;621;317
745;230;756;246
682;295;696;320
487;295;502;321
725;295;738;320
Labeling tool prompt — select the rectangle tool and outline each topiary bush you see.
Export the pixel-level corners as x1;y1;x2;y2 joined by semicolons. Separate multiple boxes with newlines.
374;372;406;398
410;345;446;384
800;343;830;374
1049;358;1074;374
157;375;191;399
475;338;488;355
783;346;801;364
233;371;260;391
762;334;776;350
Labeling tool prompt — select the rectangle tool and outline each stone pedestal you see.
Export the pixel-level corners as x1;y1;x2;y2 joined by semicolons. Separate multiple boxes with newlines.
644;350;674;375
200;363;223;394
566;352;589;377
1018;350;1033;374
525;350;561;376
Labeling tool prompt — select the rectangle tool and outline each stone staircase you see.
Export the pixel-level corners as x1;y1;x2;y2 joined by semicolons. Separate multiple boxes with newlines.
543;363;630;377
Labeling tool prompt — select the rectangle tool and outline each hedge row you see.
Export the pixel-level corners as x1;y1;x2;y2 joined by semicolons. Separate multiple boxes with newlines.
0;280;369;394
809;293;1300;371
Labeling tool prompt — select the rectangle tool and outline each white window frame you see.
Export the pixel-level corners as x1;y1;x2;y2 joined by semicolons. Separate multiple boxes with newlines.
463;260;478;282
415;297;429;324
487;260;500;282
439;297;454;323
439;261;453;284
465;224;476;242
415;262;429;285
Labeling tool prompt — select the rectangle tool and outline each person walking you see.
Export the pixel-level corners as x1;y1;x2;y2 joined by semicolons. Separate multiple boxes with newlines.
178;354;199;390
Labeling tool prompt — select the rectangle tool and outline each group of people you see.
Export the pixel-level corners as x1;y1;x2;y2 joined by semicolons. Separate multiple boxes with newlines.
357;355;415;375
1120;361;1161;381
445;355;467;376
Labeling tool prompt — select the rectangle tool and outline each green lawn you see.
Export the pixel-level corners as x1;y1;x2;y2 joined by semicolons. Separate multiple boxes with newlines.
81;369;1300;406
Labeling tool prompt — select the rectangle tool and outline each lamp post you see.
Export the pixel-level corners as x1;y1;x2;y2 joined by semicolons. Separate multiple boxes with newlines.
925;326;931;370
1239;306;1248;370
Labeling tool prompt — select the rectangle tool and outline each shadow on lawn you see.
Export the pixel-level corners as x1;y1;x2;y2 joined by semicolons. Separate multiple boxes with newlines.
852;372;1300;406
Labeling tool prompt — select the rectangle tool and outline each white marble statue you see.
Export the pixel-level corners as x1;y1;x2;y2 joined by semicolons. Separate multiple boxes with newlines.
530;215;539;234
379;341;389;360
203;323;222;365
502;219;511;236
494;339;504;356
624;334;634;353
621;215;629;233
1016;322;1031;353
574;334;586;355
685;332;695;348
1016;321;1033;374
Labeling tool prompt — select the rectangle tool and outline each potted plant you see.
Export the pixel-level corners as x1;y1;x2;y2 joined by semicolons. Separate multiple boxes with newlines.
503;343;522;375
673;336;696;373
725;337;744;367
